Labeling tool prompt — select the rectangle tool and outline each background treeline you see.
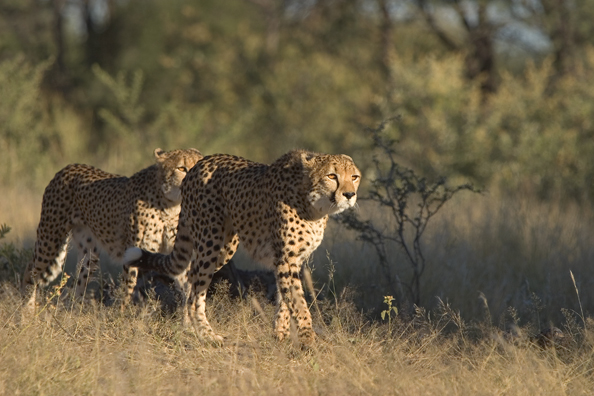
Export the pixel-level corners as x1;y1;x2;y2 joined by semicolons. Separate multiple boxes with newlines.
2;0;594;201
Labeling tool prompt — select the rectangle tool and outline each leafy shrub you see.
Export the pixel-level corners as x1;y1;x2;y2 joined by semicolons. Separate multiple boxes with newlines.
0;56;89;190
383;49;594;202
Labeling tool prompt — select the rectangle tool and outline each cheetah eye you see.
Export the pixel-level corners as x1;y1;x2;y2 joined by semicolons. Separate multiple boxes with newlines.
177;166;188;173
352;175;360;182
327;174;337;180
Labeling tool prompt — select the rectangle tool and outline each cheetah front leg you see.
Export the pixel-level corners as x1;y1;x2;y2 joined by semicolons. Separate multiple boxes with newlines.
274;257;315;345
186;283;222;344
120;265;185;313
273;288;291;342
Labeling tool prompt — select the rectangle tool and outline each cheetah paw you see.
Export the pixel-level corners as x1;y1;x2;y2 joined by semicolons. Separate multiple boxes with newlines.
298;328;316;346
199;332;224;347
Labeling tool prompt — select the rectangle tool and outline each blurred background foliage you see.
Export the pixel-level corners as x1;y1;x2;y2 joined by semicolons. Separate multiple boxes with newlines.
2;0;594;325
1;0;593;203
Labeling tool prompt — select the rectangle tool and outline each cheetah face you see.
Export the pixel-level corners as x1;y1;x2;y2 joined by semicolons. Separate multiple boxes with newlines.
307;154;361;216
154;148;203;203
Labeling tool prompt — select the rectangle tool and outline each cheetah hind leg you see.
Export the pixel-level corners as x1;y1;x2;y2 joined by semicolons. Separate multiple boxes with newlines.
173;270;192;327
72;226;100;300
21;261;38;313
22;283;38;315
21;233;70;313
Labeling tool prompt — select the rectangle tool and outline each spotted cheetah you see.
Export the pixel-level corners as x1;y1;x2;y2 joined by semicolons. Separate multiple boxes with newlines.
123;149;360;344
22;148;203;307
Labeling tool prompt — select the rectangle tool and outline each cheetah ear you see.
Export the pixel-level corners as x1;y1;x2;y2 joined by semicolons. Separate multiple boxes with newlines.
340;154;354;162
154;148;166;162
190;148;204;159
299;150;318;164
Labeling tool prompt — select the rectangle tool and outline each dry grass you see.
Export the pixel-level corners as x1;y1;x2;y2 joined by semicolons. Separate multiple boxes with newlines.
321;192;594;327
1;280;594;396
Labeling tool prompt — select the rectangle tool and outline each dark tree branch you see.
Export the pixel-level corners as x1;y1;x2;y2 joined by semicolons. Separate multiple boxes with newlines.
338;118;478;312
416;0;459;51
415;0;498;96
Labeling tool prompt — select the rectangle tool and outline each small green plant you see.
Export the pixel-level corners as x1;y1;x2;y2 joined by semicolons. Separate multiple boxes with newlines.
381;295;398;332
91;64;149;167
0;224;10;239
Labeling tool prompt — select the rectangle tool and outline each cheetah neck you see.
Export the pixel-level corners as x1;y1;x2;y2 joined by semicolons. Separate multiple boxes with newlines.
305;206;331;222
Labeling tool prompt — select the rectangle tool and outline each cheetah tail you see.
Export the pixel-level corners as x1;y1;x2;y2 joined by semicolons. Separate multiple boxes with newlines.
122;247;155;270
123;247;143;263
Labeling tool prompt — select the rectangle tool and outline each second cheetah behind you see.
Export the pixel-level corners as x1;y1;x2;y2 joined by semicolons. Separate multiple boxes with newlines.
22;148;203;307
123;149;361;345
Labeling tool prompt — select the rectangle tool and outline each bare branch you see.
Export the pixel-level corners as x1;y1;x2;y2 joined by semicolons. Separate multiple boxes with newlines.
337;118;478;312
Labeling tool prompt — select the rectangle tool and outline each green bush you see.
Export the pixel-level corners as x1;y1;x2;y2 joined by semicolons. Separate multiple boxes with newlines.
0;56;90;190
383;50;594;201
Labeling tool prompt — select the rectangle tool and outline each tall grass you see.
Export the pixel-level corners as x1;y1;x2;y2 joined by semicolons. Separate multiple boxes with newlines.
319;192;594;329
1;278;594;395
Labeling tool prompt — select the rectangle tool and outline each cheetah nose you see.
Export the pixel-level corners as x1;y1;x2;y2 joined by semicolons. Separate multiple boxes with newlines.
343;192;356;200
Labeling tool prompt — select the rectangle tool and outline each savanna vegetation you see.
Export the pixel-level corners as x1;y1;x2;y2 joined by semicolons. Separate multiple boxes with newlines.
2;0;594;394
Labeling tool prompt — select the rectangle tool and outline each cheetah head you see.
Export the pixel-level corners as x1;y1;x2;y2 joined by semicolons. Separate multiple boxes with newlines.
155;148;203;203
304;152;361;217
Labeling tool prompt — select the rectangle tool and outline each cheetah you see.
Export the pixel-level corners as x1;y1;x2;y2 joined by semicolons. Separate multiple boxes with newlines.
123;149;360;344
22;148;203;308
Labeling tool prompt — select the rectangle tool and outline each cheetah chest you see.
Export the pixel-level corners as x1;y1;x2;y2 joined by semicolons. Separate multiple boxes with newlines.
240;209;326;269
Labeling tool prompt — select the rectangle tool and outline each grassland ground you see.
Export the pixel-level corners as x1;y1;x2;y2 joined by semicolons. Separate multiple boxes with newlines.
2;187;594;394
1;278;594;395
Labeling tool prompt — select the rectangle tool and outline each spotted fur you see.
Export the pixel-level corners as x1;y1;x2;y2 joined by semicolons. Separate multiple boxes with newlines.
123;149;361;344
22;148;203;306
